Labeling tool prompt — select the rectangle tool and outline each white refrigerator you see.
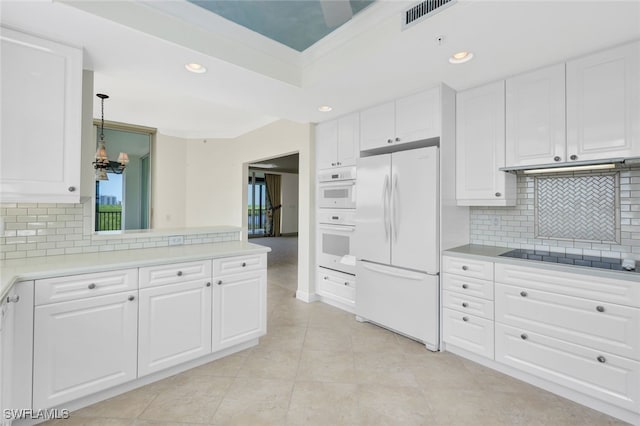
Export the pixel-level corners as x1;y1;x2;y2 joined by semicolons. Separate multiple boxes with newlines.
354;146;439;350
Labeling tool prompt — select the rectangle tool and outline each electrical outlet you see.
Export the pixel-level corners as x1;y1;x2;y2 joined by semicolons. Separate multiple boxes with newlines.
168;235;184;246
492;216;501;227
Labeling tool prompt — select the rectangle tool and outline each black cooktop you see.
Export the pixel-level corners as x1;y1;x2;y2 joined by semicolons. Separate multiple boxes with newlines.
499;249;638;273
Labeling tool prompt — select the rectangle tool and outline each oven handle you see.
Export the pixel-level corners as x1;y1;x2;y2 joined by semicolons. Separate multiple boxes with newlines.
318;224;355;232
319;180;356;188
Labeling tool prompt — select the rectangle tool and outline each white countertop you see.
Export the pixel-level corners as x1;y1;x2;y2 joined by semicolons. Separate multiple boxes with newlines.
444;244;640;283
0;241;271;300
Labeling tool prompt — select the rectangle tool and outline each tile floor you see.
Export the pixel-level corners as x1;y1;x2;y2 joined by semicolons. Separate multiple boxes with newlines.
45;237;628;425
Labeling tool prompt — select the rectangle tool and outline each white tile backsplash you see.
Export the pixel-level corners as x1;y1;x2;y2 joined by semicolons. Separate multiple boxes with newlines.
470;168;640;261
0;197;240;260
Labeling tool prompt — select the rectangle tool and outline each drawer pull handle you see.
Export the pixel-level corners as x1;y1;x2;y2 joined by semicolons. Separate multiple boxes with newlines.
495;192;501;197
242;262;247;267
344;282;349;286
597;355;606;363
128;295;135;301
387;139;393;144
520;333;528;340
88;283;96;290
323;276;328;280
206;282;211;287
520;291;528;297
462;316;469;322
461;265;468;271
177;271;183;277
596;305;605;313
217;280;223;285
462;302;468;308
570;154;578;161
554;156;561;162
6;295;19;304
462;284;468;289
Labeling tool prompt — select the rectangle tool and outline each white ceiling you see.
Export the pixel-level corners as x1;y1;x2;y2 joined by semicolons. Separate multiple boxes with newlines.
1;0;639;139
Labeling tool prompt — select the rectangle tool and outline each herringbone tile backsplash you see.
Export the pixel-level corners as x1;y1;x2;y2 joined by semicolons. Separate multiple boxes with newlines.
470;168;640;261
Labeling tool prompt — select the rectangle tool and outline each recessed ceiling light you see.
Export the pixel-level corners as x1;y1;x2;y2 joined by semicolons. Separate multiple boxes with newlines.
318;105;333;112
185;63;207;73
449;51;474;64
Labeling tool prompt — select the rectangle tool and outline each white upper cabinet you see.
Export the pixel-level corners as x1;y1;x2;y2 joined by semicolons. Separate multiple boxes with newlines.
566;41;640;162
0;27;83;203
506;64;566;167
316;113;359;170
456;81;516;206
360;87;440;151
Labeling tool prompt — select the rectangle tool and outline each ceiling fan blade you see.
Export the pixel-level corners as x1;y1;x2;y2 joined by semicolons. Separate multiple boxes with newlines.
319;0;353;28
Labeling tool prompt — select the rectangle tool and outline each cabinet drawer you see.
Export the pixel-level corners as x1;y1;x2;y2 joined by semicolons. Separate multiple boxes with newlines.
316;269;355;305
442;308;494;359
443;273;493;300
495;323;640;412
140;260;212;289
495;262;640;308
496;283;640;360
214;254;266;277
443;256;493;281
443;291;494;320
35;269;138;305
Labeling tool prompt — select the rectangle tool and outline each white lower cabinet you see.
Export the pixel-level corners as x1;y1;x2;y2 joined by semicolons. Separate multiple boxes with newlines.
316;268;356;312
213;270;267;351
495;322;640;412
33;291;138;409
442;308;494;359
138;280;212;376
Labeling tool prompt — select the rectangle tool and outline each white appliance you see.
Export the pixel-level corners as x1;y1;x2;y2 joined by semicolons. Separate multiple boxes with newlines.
318;166;357;209
317;209;356;275
354;146;439;350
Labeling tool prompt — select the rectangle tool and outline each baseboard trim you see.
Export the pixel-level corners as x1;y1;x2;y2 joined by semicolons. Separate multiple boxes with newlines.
295;290;319;303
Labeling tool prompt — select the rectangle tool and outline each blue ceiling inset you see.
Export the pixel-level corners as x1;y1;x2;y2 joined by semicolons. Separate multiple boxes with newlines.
187;1;375;52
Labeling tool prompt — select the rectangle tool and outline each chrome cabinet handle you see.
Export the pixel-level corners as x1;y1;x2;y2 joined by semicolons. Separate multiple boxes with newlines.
495;192;501;197
387;139;393;144
6;295;19;303
520;333;528;340
68;186;76;192
177;271;183;276
88;283;96;290
395;137;400;142
461;265;468;271
323;276;328;280
554;156;561;162
217;280;223;285
242;262;247;267
344;282;349;286
462;284;468;289
520;291;528;297
596;305;605;313
337;162;341;166
462;302;468;308
570;154;578;160
128;295;135;301
331;163;336;166
206;282;211;287
597;355;606;363
462;316;469;322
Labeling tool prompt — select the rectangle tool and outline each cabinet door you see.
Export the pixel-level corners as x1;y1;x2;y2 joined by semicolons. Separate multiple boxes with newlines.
316;119;338;170
456;81;516;206
0;27;82;203
566;41;640;161
213;271;266;351
0;293;16;414
359;101;395;151
33;292;138;409
443;308;494;359
506;64;566;166
395;87;441;144
336;113;360;167
138;280;212;376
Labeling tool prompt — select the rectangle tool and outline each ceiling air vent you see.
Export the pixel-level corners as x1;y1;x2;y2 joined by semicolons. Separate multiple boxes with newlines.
402;0;456;30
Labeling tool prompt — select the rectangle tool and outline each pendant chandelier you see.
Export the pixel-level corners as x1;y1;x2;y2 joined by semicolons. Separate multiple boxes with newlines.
93;93;128;181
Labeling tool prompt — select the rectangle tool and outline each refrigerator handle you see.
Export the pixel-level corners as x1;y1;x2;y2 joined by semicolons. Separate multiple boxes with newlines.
361;261;425;280
392;174;399;243
383;174;390;241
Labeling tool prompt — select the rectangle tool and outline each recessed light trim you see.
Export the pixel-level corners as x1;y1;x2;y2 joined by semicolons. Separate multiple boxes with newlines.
318;105;333;112
185;63;207;73
449;51;474;64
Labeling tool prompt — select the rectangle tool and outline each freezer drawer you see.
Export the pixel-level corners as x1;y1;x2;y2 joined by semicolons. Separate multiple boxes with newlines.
355;261;438;349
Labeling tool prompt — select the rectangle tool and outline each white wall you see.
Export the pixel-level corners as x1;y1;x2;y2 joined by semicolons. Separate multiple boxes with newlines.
280;172;299;234
152;133;187;228
185;120;315;301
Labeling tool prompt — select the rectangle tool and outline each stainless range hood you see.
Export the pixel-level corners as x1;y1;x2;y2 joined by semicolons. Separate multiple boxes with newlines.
500;157;640;174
